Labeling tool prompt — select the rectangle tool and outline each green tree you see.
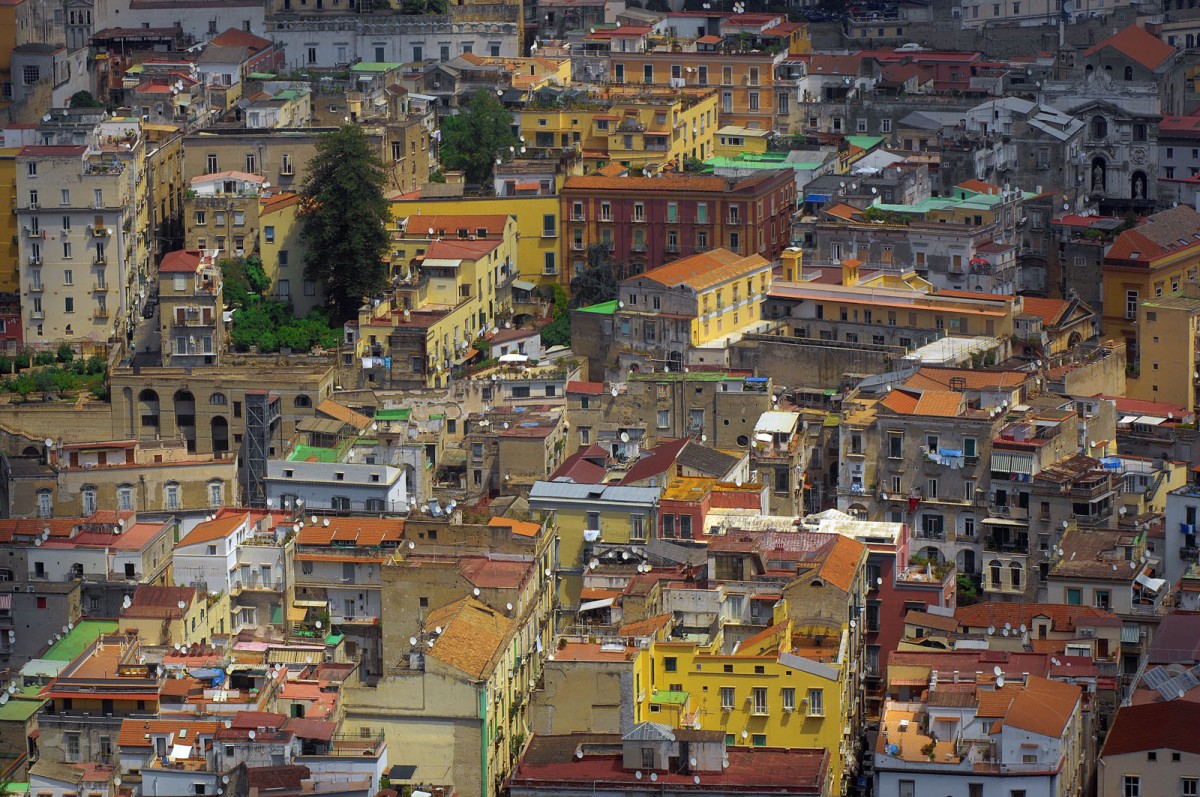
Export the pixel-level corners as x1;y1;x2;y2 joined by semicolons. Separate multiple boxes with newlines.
539;284;571;347
69;90;103;108
300;125;391;322
439;90;519;187
569;244;624;308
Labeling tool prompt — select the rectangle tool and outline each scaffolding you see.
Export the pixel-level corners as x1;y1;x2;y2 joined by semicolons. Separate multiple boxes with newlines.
244;390;281;508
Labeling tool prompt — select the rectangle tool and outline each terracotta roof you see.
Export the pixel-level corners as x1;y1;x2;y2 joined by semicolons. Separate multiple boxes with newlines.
486;516;541;537
975;684;1019;717
1019;296;1069;326
1107;205;1200;262
955;602;1120;632
566;380;604;395
159;250;203;273
282;718;335;742
563;174;731;193
1003;676;1080;738
913;390;965;417
630;248;770;293
424;237;502;260
905;367;1028;392
816;534;865;592
296;517;403;547
905;610;958;634
123;585;196;617
880;388;919;414
549;447;609;483
191;170;263;185
1101;701;1200;756
117;719;222;748
209;27;272;52
260;192;302;216
401;214;510;234
459;557;533;590
177;512;248;547
315;398;372;431
1083;25;1175;71
18;145;87;157
423;597;513;679
246;765;311;791
618;613;672;638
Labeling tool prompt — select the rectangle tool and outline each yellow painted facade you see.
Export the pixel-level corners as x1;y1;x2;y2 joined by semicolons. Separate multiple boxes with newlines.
693;263;772;346
518;88;719;172
631;612;849;788
259;195;321;316
0;148;19;293
713;126;771;158
389;194;560;287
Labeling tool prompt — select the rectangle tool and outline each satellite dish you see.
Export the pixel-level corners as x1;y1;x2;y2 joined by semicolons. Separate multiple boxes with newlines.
996;675;1006;688
620;432;630;442
1019;624;1027;634
741;730;748;739
611;387;619;397
994;666;1002;676
248;730;256;740
435;626;443;634
506;603;513;611
635;772;643;780
44;437;53;448
473;587;481;596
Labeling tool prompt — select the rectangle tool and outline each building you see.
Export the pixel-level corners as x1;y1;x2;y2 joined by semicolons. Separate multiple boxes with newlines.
558;171;794;283
874;675;1085;797
183;171;264;258
157;249;224;368
258;192;320;313
509;725;832;796
1097;701;1200;797
611;249;772;373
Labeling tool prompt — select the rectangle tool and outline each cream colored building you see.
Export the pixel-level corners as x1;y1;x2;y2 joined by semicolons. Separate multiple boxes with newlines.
15;118;149;345
1098;702;1199;797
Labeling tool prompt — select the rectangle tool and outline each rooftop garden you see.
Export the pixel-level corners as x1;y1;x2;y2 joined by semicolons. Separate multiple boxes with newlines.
222;256;340;354
0;345;108;402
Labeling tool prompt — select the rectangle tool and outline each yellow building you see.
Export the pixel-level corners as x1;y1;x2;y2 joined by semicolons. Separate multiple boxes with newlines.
484;55;571;92
517;87;719;173
1103;205;1200;359
631;610;851;790
618;249;773;348
1129;287;1200;411
143;124;186;264
713;126;771;158
390;193;560;288
356;215;519;388
258;192;321;315
0;148;18;293
118;584;225;646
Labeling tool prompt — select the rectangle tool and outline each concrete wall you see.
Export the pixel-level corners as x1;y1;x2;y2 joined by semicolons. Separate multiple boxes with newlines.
730;334;902;391
529;660;633;737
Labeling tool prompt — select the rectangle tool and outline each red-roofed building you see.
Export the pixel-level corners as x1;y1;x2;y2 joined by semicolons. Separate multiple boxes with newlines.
1098;701;1200;797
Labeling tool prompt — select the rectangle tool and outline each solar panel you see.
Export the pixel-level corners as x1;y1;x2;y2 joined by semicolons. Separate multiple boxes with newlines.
1142;666;1172;690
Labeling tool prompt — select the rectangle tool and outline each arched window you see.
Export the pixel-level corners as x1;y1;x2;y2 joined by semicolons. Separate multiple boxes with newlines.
1091;115;1108;140
81;485;98;515
37;489;52;518
117;484;134;512
294;395;312;408
1124;65;1134;81
209;392;227;406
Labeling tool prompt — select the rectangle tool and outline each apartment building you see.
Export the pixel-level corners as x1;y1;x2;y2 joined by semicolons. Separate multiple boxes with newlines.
258;192;321;313
1098;701;1200;797
517;86;719;173
157;249;224;369
183;171;264;258
15;134;146;345
612;249;772;374
874;675;1085;797
559;171;794;283
0;147;24;348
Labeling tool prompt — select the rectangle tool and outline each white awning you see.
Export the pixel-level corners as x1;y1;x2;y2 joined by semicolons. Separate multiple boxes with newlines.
1135;416;1166;426
990;452;1034;474
981;517;1028;526
498;353;529;363
1135;572;1166;592
579;598;614;612
1119;415;1139;425
169;744;192;760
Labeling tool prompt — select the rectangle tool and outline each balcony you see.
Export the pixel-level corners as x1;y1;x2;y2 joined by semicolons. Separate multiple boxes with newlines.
28;283;43;293
632;243;647;253
92;256;108;266
727;216;743;226
631;215;647;224
27;256;42;267
571;241;585;251
25;228;47;239
92;282;109;292
93;308;110;319
665;243;680;254
30;310;45;320
89;226;111;238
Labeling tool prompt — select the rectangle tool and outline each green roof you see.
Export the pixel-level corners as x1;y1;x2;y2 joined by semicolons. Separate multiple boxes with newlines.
429;413;445;420
351;62;402;73
325;632;345;645
650;690;689;705
272;90;303;101
375;408;411;422
846;135;884;151
247;72;277;79
0;697;44;723
43;620;118;662
289;444;342;463
577;300;619;315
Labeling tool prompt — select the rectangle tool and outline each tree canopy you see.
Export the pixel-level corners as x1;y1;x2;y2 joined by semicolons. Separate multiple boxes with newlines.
69;90;103;108
299;125;392;322
439;90;519;187
539;284;571;348
569;244;624;308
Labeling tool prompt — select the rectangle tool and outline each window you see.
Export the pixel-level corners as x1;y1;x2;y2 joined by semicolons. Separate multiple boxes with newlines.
82;487;97;515
543;252;556;275
720;687;735;710
36;596;47;609
657;409;670;429
65;733;80;762
1126;290;1139;319
782;687;795;711
165;483;180;511
264;225;274;243
752;687;767;714
118;486;133;511
1182;778;1198;797
1123;776;1140;797
751;734;766;747
542;214;556;237
664;656;677;672
807;688;823;716
209;482;223;507
630;514;646;541
899;782;915;797
1066;588;1081;605
1095;589;1111;609
881;118;892;133
64;297;74;314
38;490;52;518
22;65;40;85
206;154;218;173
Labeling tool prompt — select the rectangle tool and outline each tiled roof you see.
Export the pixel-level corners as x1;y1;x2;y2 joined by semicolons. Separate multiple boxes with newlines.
914;390;964;417
117;719;221;748
296;517;404;547
563;174;730;193
1020;296;1069;326
955;602;1120;632
1083;25;1175;71
124;585;196;617
1101;701;1200;756
1003;676;1080;738
424;237;502;260
975;684;1019;717
424;597;513;679
177;513;248;547
315;398;372;431
905;610;959;634
260;192;301;216
209;27;273;51
191;170;263;185
566;380;604;395
880;388;919;414
158;250;203;273
905;367;1028;392
401;214;510;234
630;249;770;294
486;516;541;537
619;438;690;485
1107;205;1200;262
458;557;533;590
617;613;672;638
549;448;608;483
18;145;87;157
816;534;865;592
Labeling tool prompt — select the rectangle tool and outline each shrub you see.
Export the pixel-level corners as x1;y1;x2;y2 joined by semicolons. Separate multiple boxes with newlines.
55;342;74;363
33;352;55;367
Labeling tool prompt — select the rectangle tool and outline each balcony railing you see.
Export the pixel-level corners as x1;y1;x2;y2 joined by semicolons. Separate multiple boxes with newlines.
89;226;111;238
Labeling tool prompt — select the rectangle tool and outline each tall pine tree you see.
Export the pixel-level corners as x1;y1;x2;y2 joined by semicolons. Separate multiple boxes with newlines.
300;125;391;322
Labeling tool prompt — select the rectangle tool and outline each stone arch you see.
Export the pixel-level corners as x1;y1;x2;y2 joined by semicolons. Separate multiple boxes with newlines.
211;416;229;456
138;389;160;433
174;390;196;453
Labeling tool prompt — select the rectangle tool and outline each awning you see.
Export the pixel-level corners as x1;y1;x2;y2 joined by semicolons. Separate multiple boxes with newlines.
1121;624;1142;644
452;348;479;366
498;353;529;363
1135;572;1166;592
980;517;1028;526
294;600;328;608
579;597;614;612
990;452;1033;474
287;606;307;622
439;449;467;466
0;595;10;610
1119;415;1139;425
805;193;831;203
169;744;192;760
234;604;255;614
1136;416;1166;426
512;279;536;291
